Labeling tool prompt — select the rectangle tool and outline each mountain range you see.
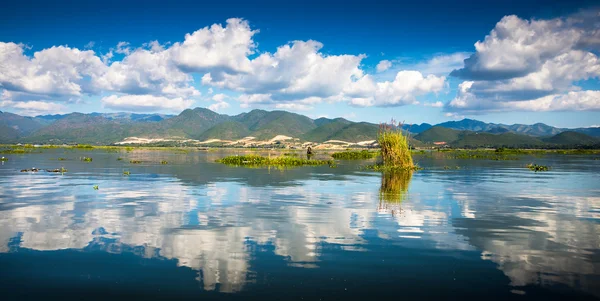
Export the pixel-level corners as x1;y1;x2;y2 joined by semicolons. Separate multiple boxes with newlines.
1;108;599;148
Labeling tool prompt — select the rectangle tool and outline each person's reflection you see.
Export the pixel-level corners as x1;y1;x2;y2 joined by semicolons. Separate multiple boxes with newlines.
378;170;412;216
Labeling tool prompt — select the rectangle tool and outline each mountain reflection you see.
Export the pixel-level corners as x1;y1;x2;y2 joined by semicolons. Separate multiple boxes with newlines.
0;153;599;297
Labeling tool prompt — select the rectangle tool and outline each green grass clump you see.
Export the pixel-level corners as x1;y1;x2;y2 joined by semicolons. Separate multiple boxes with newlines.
58;157;67;161
130;160;142;164
378;120;414;168
74;144;94;149
123;171;130;176
331;150;379;160
117;157;123;161
217;155;335;167
93;185;99;190
526;163;550;172
160;160;168;165
81;157;93;162
1;149;27;154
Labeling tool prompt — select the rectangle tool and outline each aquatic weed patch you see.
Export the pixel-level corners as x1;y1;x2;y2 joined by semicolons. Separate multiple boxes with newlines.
526;163;550;172
331;150;379;160
217;155;335;167
378;120;414;168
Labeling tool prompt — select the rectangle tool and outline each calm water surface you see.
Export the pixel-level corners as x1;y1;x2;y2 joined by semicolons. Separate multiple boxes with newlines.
0;149;599;300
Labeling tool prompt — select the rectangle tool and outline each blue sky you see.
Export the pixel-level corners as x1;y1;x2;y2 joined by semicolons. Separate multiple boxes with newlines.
0;0;599;127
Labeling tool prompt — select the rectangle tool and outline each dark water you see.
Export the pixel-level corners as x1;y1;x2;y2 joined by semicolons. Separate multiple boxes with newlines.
0;149;599;300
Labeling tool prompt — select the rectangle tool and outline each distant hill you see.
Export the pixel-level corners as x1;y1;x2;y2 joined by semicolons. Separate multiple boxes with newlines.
574;127;600;138
0;111;45;136
415;127;462;143
303;118;353;142
453;132;545;148
543;131;599;146
402;123;433;134
198;121;250;140
2;108;599;147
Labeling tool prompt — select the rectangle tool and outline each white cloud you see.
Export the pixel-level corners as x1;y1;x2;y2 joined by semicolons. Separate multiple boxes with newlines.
0;100;67;116
376;60;392;72
417;52;471;75
274;103;313;111
115;41;131;55
101;94;194;112
212;93;227;102
447;9;600;114
424;101;444;107
205;40;365;100
95;45;201;99
208;101;230;112
0;18;447;113
0;42;106;97
169;18;257;74
449;84;600;112
344;71;446;107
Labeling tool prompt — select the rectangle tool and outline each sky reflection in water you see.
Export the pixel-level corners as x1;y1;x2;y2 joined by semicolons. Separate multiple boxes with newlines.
0;150;599;300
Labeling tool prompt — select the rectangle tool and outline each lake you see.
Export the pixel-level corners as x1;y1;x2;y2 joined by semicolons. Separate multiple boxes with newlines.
0;149;599;300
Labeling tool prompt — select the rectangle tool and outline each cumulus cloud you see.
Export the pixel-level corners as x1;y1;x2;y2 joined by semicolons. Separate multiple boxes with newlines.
376;60;392;72
101;94;194;112
447;8;600;113
204;40;366;100
0;100;67;116
169;18;257;74
450;82;600;113
0;42;106;97
207;93;230;112
1;18;446;113
95;45;200;98
344;71;445;107
424;101;444;107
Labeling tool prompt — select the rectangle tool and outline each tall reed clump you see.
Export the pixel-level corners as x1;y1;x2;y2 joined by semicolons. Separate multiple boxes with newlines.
377;119;414;169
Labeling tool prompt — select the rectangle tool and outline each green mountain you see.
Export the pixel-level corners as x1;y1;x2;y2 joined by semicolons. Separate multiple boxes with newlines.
543;131;599;146
23;113;136;144
158;108;229;139
237;110;316;140
303;118;353;142
0;111;45;136
2;107;600;147
415;127;462;143
0;124;20;142
198;121;251;140
453;132;545;148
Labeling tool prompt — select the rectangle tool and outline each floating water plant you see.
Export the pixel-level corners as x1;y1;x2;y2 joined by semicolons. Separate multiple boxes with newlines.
331;150;379;160
81;157;93;162
58;157;67;161
160;160;168;164
46;167;68;173
526;163;550;172
20;167;40;172
0;157;7;161
130;160;142;164
1;149;27;154
74;144;94;149
123;171;130;176
93;185;99;190
217;155;335;167
377;120;414;169
117;157;123;161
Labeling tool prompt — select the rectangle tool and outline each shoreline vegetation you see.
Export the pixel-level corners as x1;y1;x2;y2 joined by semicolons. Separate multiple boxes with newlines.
217;154;335;167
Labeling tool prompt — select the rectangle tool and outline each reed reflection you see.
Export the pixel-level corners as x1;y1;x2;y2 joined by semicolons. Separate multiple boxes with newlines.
378;170;412;216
